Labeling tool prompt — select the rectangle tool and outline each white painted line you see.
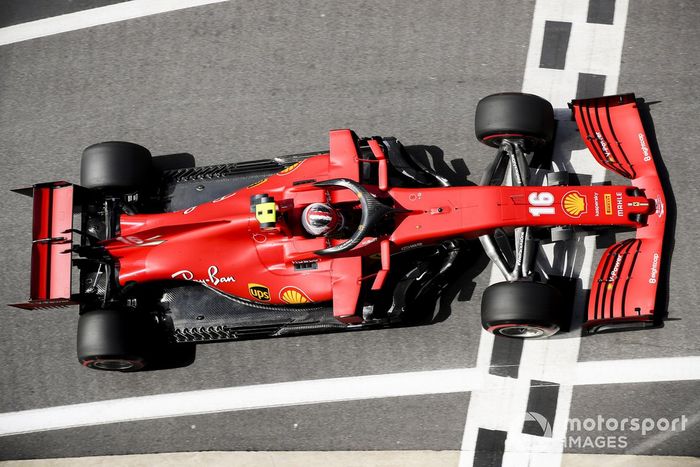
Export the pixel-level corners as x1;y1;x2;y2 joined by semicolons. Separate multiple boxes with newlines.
459;267;525;467
506;1;630;464
2;452;695;467
459;1;631;465
0;368;484;437
521;0;630;108
518;355;700;389
565;356;700;386
459;329;497;461
0;0;232;47
502;150;606;467
0;356;698;438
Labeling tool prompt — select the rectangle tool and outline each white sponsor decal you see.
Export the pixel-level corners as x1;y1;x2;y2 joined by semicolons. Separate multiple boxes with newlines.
183;206;197;215
616;192;624;217
212;192;236;203
596;131;612;160
649;253;660;284
114;235;165;247
171;265;235;285
528;191;555;216
609;254;623;283
171;269;195;280
655;194;665;218
207;265;235;285
639;133;651;162
509;152;524;185
515;229;525;267
358;237;378;247
593;192;600;216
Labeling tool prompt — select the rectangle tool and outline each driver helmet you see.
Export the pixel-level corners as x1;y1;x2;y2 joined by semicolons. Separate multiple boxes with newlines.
301;202;343;236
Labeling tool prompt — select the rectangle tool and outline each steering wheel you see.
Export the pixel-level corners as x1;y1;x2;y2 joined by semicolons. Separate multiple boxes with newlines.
313;178;391;255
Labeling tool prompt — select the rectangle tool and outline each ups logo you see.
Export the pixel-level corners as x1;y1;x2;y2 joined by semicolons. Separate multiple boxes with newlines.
248;283;271;301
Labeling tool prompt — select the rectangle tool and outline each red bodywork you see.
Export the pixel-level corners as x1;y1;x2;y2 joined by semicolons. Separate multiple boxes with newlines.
571;95;666;328
13;94;667;330
11;182;77;310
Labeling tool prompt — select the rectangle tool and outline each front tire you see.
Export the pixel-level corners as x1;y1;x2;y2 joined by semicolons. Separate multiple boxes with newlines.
481;281;562;338
475;92;555;149
77;309;153;371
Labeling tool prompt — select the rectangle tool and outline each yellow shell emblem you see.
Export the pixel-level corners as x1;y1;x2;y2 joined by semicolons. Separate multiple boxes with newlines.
562;191;587;218
247;177;268;188
277;161;303;176
279;286;312;304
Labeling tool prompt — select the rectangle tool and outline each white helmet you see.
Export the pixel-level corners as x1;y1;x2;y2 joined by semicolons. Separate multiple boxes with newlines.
301;203;344;236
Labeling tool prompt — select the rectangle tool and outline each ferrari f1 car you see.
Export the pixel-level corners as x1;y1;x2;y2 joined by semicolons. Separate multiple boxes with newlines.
10;93;668;371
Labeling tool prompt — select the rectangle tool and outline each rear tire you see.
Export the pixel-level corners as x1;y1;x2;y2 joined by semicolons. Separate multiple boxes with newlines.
77;309;153;371
475;93;555;149
80;141;152;191
481;281;562;338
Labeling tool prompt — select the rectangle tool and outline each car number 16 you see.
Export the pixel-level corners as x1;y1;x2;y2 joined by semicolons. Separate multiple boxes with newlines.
528;191;555;216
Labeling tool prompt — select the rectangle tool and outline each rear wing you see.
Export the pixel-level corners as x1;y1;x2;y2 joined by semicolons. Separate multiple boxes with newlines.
570;94;667;331
9;182;78;310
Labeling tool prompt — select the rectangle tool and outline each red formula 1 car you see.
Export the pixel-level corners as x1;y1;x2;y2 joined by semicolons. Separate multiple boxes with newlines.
10;93;668;371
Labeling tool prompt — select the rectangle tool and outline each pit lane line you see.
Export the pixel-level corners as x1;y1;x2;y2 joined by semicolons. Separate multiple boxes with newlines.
0;0;233;46
458;0;630;465
0;356;698;438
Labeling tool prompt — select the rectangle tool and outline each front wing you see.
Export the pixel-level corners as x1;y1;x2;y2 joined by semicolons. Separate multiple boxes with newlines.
570;94;667;331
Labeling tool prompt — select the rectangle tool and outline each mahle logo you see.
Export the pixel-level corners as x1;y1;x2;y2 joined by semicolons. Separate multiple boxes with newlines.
248;283;271;301
562;190;587;218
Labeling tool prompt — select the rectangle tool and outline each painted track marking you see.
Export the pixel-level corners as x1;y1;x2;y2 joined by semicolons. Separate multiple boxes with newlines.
459;0;631;465
0;357;698;438
0;0;233;47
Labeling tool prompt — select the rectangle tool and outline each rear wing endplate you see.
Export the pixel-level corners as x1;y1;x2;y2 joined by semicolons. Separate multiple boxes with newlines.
9;182;78;310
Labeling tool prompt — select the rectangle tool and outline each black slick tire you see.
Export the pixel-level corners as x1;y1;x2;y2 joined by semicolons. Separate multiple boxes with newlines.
481;281;562;338
475;93;555;149
77;309;152;371
80;141;152;191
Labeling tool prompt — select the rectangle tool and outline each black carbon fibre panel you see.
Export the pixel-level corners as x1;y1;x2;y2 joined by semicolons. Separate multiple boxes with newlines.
157;153;323;212
163;172;278;212
160;283;338;342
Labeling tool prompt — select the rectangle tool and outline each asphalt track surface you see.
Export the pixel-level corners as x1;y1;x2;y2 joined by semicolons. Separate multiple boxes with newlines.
0;0;699;463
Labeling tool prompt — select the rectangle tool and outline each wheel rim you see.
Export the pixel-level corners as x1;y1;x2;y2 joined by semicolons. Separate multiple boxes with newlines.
91;359;136;371
497;325;546;338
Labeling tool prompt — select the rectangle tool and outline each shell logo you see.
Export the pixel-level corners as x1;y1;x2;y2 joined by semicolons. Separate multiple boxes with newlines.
247;177;268;188
561;190;587;218
279;286;312;304
277;161;303;176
